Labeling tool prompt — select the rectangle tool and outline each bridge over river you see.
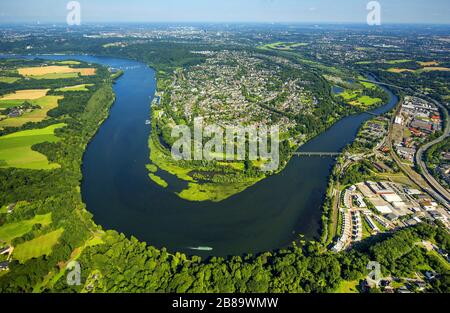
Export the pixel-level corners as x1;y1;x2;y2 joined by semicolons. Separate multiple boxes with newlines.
293;152;341;157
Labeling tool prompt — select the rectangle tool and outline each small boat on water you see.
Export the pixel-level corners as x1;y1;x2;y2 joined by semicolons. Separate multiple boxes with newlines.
188;246;213;251
145;120;151;125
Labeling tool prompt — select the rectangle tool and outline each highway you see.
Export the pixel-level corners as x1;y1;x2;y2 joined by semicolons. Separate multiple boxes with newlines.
414;96;450;208
362;76;450;210
387;97;450;211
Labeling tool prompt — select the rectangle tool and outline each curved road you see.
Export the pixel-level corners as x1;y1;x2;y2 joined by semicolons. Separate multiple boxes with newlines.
387;97;450;211
415;96;450;209
355;77;449;210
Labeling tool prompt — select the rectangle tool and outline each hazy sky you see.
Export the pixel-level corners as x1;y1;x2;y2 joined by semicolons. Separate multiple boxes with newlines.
1;0;450;24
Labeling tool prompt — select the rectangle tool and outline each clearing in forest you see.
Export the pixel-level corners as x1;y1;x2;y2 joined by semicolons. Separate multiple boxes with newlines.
13;228;64;263
0;123;66;169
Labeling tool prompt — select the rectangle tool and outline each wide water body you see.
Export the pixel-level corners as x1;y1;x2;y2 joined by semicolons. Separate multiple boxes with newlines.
5;55;399;256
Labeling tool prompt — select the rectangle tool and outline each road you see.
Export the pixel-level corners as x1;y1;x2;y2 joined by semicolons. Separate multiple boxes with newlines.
415;96;450;207
387;97;450;211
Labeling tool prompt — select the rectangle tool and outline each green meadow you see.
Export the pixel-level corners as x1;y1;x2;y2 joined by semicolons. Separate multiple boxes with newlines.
149;173;169;188
0;100;25;109
260;42;308;51
56;84;94;92
0;95;63;128
57;60;81;65
30;72;80;80
13;228;64;263
0;213;52;243
0;123;66;169
0;77;20;83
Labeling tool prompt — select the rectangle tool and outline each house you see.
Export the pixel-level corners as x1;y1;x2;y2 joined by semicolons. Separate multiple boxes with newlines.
385;213;399;221
442;152;450;161
410;119;433;133
425;271;438;281
7;109;22;118
0;261;9;271
7;203;16;214
0;246;10;255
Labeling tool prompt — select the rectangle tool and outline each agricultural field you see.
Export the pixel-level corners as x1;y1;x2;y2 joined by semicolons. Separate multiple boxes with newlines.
0;213;52;243
387;68;416;73
0;77;20;84
12;228;64;263
387;60;450;74
56;60;81;65
0;89;63;127
0;89;49;100
56;84;94;92
17;65;96;79
327;75;385;109
418;61;440;66
338;89;382;108
0;123;66;169
259;41;308;51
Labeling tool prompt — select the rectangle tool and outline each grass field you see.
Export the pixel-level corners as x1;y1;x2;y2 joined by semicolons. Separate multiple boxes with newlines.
149;173;169;188
0;94;63;128
56;84;94;92
218;161;245;171
387;68;416;73
0;99;27;109
57;61;81;65
0;76;20;83
419;67;450;72
356;59;411;65
359;80;377;89
0;123;66;169
385;59;412;64
0;213;52;243
334;280;359;293
339;87;381;108
30;72;80;80
146;164;158;173
388;66;450;74
18;65;96;79
178;175;265;202
418;61;439;66
13;228;64;263
428;250;450;271
350;95;382;107
259;42;308;51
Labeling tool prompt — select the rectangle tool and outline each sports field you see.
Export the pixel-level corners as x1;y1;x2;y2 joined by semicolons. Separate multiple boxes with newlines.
13;228;64;263
0;213;52;243
0;123;66;169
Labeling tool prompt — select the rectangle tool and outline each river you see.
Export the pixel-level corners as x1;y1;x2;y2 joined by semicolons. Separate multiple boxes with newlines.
2;55;399;257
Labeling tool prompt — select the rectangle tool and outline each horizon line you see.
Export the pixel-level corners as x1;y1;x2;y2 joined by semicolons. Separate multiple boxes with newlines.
1;21;450;26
